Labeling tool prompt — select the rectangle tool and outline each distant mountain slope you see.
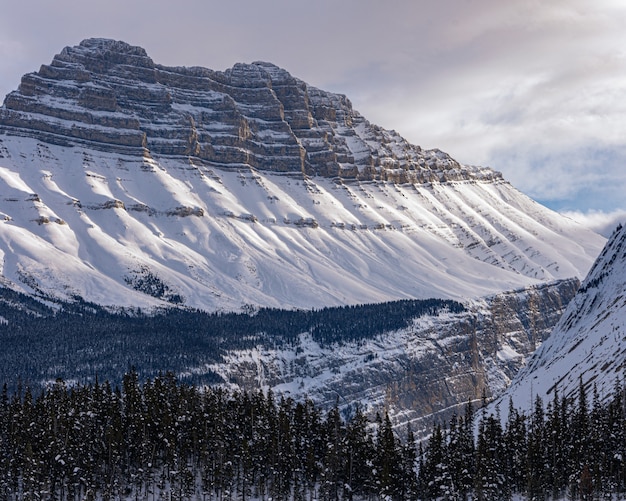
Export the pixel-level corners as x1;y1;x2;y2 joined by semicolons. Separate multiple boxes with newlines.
0;273;579;438
492;223;626;414
0;39;605;311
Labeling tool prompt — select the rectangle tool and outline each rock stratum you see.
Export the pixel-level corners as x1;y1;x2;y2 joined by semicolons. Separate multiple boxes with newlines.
209;278;581;434
0;38;482;183
0;38;605;311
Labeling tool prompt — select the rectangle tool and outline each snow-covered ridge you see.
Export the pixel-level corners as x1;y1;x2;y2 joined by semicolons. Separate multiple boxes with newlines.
492;223;626;416
0;39;605;311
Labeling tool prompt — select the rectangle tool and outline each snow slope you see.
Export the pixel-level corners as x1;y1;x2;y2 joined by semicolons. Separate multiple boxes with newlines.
0;135;603;311
492;223;626;414
0;39;605;311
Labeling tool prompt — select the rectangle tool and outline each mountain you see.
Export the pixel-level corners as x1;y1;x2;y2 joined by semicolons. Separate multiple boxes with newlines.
0;39;614;436
0;38;605;312
491;223;626;416
0;274;580;437
206;278;580;431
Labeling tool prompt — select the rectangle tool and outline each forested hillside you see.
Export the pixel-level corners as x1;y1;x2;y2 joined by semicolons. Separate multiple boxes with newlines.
0;371;624;500
0;287;463;390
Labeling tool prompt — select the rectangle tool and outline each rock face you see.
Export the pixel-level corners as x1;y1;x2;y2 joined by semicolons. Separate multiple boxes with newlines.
206;278;580;435
1;38;494;182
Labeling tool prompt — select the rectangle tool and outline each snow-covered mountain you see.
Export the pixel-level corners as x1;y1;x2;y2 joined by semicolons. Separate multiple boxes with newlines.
0;38;604;311
492;223;626;415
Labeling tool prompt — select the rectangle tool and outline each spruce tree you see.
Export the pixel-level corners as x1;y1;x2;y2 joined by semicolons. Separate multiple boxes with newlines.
475;413;508;500
374;412;403;500
421;423;451;500
344;406;375;500
526;395;546;499
503;397;527;496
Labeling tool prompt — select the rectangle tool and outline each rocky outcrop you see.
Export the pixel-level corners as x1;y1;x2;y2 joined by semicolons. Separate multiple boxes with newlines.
206;278;580;435
0;38;500;183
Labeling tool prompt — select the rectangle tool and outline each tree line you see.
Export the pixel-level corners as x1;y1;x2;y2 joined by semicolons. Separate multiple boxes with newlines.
0;286;464;391
420;378;626;500
1;371;624;500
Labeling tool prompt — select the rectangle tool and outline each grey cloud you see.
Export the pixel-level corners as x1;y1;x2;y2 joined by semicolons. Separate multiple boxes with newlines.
489;143;626;213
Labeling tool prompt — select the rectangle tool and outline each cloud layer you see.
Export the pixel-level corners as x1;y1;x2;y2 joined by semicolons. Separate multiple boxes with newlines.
1;0;624;222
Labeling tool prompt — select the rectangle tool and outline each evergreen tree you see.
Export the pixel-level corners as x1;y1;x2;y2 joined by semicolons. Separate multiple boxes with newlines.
607;378;626;492
566;376;591;500
503;397;527;496
446;402;475;499
343;406;375;500
1;369;626;500
475;413;509;500
526;395;546;500
589;383;608;496
319;403;345;501
420;423;451;500
374;412;403;500
400;423;419;501
0;383;10;500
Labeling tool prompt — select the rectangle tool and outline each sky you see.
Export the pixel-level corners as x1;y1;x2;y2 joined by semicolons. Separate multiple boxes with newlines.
1;0;625;236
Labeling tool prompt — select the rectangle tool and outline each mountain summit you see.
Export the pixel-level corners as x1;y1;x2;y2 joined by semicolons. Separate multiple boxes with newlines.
1;38;492;182
0;39;605;311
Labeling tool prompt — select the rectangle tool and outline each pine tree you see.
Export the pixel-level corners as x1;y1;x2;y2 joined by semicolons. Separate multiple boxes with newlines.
0;383;10;500
420;423;451;500
589;383;608;496
447;402;475;499
374;412;403;500
526;395;546;499
544;387;568;498
343;406;374;500
607;378;626;492
503;397;527;496
319;403;345;501
401;423;419;500
565;376;591;500
475;413;509;500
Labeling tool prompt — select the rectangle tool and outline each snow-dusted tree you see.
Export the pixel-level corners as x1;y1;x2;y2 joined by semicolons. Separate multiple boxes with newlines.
446;402;475;499
475;413;509;500
420;422;453;500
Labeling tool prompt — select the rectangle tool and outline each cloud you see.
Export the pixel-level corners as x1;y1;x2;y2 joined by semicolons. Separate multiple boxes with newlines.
488;143;626;212
560;209;626;237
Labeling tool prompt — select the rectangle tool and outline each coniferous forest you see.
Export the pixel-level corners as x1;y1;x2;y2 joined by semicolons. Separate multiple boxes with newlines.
0;286;464;392
1;371;624;500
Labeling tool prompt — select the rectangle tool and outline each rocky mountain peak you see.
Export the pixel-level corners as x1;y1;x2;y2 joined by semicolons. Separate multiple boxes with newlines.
56;38;155;72
0;39;605;312
0;38;496;183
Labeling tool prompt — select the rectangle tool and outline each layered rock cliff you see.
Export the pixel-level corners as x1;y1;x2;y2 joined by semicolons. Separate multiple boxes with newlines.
205;278;580;434
1;38;491;183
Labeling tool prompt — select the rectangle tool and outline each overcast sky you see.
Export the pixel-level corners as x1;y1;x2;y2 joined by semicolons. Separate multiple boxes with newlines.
1;0;625;235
